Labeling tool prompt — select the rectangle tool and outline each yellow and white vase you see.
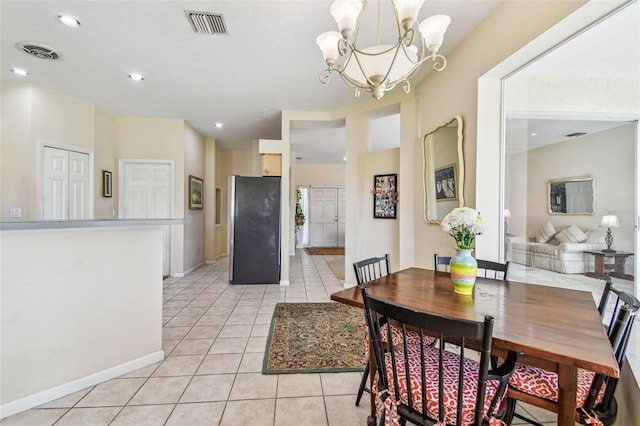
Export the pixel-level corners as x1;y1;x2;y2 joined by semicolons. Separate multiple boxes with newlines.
450;249;478;295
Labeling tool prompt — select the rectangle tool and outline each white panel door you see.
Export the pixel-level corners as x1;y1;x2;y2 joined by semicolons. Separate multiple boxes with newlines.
310;187;338;247
337;187;346;247
68;151;90;220
43;146;90;220
121;161;172;276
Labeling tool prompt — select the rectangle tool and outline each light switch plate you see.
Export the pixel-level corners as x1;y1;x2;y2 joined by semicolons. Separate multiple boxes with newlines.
10;207;22;218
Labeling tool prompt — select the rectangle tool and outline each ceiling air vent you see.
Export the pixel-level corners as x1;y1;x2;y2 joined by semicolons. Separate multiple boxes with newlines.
565;132;587;138
184;10;228;35
16;41;59;59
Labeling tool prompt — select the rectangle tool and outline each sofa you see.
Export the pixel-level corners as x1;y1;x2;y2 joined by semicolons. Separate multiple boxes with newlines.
506;222;606;274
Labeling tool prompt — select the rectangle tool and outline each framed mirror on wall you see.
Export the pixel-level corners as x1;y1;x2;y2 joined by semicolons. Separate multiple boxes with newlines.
423;116;464;223
547;175;595;215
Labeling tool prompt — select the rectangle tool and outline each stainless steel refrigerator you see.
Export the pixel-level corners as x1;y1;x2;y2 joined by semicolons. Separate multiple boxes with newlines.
229;176;281;284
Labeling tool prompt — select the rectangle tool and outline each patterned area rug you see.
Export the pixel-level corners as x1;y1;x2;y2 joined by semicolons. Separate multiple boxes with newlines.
263;302;366;374
305;247;345;255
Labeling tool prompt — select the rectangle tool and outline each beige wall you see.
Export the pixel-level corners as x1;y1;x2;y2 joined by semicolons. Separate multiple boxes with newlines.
362;148;400;271
94;108;118;219
214;144;228;258
0;82;97;221
115;117;186;220
184;123;206;272
0;82;211;276
294;163;346;187
411;0;587;268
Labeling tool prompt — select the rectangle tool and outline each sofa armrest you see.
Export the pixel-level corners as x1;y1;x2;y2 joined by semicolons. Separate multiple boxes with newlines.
558;242;605;253
506;236;528;247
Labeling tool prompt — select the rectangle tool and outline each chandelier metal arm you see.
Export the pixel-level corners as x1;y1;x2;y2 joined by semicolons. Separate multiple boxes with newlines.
317;0;450;99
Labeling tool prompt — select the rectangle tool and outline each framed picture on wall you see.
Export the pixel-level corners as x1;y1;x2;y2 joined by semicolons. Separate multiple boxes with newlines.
189;175;203;209
102;170;112;198
373;173;398;219
434;164;458;201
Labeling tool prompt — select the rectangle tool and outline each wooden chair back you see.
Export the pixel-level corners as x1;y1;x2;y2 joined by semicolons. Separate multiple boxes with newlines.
476;259;510;280
433;254;451;272
361;287;517;426
353;254;391;286
583;282;640;420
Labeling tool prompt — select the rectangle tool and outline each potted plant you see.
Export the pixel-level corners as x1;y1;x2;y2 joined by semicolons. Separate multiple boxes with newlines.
440;207;486;295
295;189;305;246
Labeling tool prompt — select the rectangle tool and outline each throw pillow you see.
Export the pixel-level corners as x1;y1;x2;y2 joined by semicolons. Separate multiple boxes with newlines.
554;225;588;244
536;221;557;243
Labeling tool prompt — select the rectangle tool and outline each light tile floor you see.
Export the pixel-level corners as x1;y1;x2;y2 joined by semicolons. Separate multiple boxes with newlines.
2;251;618;425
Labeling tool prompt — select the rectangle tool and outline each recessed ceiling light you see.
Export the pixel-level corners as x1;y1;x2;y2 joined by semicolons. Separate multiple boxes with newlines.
215;123;223;129
57;14;81;28
530;132;537;136
129;73;144;81
343;156;347;161
11;68;28;76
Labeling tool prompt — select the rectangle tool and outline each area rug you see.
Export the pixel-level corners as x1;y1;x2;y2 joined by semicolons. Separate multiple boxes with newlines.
305;247;345;255
326;257;345;280
263;302;366;374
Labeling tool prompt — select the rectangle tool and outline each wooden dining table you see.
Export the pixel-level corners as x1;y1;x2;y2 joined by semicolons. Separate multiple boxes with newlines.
330;267;618;426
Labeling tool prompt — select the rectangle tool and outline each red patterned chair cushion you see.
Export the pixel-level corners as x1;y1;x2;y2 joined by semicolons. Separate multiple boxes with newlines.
509;362;605;407
373;344;505;426
363;323;436;355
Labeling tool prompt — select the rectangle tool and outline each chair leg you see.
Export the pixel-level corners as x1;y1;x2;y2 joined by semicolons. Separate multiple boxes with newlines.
504;398;544;426
355;361;370;406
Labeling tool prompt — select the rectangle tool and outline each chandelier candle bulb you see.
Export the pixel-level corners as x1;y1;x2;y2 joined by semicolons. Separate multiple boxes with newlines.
317;0;450;100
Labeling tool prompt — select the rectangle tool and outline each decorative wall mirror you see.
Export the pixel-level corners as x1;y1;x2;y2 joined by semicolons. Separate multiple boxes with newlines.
547;175;595;215
423;116;464;223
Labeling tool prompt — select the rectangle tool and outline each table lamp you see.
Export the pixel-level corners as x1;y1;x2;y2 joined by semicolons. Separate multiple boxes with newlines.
599;214;619;253
504;209;512;235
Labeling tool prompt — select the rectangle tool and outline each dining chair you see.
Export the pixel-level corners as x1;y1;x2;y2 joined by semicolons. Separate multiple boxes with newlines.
504;281;640;425
434;254;451;272
353;254;435;406
435;255;510;280
352;254;391;406
361;286;518;426
353;254;391;286
476;259;510;280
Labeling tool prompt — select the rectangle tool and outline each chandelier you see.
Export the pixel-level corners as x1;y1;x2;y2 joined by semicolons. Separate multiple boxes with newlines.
316;0;451;100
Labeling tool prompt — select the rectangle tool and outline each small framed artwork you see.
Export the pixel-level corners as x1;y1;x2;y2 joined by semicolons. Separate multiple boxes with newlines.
102;170;112;198
189;175;204;210
434;164;458;202
373;173;398;219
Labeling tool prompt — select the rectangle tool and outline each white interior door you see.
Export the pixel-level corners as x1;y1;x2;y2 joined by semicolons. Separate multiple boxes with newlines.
43;146;90;220
310;187;345;247
120;161;173;276
338;187;346;247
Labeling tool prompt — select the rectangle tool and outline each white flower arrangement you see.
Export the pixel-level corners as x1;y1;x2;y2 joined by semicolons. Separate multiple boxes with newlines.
440;207;487;250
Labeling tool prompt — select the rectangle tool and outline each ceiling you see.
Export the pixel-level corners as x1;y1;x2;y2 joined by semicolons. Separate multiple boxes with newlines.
0;0;500;164
504;1;640;151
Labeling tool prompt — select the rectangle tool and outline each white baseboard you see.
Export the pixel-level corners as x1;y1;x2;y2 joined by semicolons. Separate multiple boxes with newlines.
205;259;216;264
0;350;164;420
183;262;204;276
171;272;184;278
279;280;290;286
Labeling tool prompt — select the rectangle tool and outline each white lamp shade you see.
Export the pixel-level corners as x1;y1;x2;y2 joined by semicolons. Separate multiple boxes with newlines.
316;31;343;63
504;209;512;218
418;14;451;55
343;44;418;85
394;0;425;26
330;0;362;35
600;214;620;228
